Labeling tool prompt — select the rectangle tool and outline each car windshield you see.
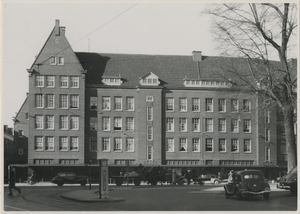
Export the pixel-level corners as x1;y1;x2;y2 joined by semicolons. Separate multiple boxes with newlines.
243;174;261;179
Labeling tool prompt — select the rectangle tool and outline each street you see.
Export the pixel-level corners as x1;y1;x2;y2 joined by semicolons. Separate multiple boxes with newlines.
4;183;297;211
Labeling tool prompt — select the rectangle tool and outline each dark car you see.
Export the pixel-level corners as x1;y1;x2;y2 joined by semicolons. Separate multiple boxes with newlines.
277;166;297;195
224;170;271;200
194;174;222;185
51;172;88;186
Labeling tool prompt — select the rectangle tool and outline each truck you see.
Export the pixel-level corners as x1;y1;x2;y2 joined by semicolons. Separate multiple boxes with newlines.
51;172;88;186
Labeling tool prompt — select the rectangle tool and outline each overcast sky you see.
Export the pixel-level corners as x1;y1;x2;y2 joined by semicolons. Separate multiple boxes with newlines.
1;1;297;128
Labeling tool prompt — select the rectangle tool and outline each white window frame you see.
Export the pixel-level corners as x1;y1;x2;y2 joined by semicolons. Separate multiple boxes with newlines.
114;117;122;131
35;94;44;108
102;137;110;152
102;97;111;110
179;118;187;132
218;99;226;112
166;118;174;132
192;138;200;152
114;137;122;152
90;117;98;131
114;97;122;111
45;115;54;130
35;136;43;151
219;138;226;152
60;95;68;109
126;117;134;131
231;99;239;113
60;116;68;130
192;98;200;112
265;129;270;142
179;98;187;112
166;98;174;111
50;56;56;65
147;126;153;141
60;136;68;151
265;110;270;123
126;97;134;111
70;137;79;151
205;118;213;132
206;98;213;112
126;138;134;152
36;75;44;87
244;139;251;153
70;76;79;88
70;116;79;130
231;119;239;133
265;147;271;161
147;146;153;160
219;118;226;132
146;96;154;102
46;75;55;88
205;138;213;152
231;139;239;152
60;76;68;88
70;95;79;109
102;117;110;131
192;118;200;132
46;94;55;109
166;138;174;152
90;97;98;110
243;99;251;112
147;107;153;121
179;138;187;152
58;56;64;65
35;115;44;129
243;119;251;133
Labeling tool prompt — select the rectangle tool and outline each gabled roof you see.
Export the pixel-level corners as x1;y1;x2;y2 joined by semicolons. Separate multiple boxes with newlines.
75;52;288;89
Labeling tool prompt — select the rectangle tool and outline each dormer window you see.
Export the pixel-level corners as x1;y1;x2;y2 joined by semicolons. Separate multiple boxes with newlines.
50;56;56;65
183;78;232;88
102;75;123;86
140;72;160;86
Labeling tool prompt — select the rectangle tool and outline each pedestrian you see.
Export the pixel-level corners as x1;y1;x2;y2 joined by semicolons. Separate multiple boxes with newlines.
8;167;21;196
228;170;234;183
185;170;191;185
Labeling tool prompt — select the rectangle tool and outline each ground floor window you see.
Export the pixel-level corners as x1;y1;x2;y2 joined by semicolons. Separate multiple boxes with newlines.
147;146;153;160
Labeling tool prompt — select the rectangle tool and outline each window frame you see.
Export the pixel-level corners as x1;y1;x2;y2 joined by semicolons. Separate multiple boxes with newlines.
70;136;79;151
205;118;213;132
179;138;187;152
114;117;122;131
35;136;44;151
192;98;200;112
60;76;69;88
192;138;200;152
218;98;226;112
205;98;213;112
70;76;79;88
205;138;213;152
231;139;239;152
126;97;135;111
59;136;68;151
102;117;111;131
166;138;174;152
219;138;226;152
166;97;174;111
35;75;44;87
102;97;111;111
179;98;187;112
179;118;187;132
114;137;122;152
102;137;110;152
126;138;134;152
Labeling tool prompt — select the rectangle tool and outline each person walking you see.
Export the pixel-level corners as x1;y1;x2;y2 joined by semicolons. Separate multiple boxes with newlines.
8;167;21;196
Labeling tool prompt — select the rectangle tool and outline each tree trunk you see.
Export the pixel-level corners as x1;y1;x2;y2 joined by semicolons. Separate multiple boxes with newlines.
282;105;297;172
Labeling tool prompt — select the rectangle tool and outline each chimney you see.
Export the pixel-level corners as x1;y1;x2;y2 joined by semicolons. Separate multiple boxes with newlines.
192;51;202;62
55;19;60;36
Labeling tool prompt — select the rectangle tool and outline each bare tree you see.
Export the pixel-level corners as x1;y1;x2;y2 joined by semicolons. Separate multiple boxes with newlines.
204;3;297;171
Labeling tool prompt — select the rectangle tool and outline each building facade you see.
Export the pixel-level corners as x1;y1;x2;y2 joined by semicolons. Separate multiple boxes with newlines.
12;20;293;180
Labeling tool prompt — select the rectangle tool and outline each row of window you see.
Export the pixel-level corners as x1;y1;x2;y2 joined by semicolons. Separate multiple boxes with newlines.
34;136;79;151
34;159;80;165
90;116;252;133
35;115;79;130
35;75;79;88
35;94;79;109
166;138;252;153
90;96;135;111
90;137;135;152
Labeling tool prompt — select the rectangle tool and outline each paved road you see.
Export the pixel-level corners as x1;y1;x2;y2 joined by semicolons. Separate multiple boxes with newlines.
4;183;297;211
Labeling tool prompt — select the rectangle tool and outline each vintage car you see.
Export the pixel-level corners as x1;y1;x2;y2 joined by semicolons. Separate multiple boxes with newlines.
51;172;88;186
224;170;271;200
194;174;222;185
277;166;297;195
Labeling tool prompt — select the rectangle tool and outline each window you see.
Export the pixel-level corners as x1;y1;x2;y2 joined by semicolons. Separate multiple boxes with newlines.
147;107;153;121
265;110;270;123
231;139;239;152
114;97;122;111
102;137;110;151
205;118;213;132
90;97;98;110
265;129;270;142
102;97;111;110
60;116;68;130
90;117;98;131
36;75;44;87
50;56;56;65
126;97;134;110
70;76;79;88
35;115;43;129
218;119;226;132
243;99;251;112
243;119;251;133
70;116;79;130
60;76;68;88
147;126;153;140
70;95;79;109
218;99;226;112
46;94;54;108
102;117;110;131
45;115;54;130
114;117;122;131
35;136;43;150
18;148;24;155
179;118;187;132
126;138;134;152
179;138;187;152
192;118;200;132
60;95;68;109
114;138;122;151
192;138;200;152
46;76;55;87
35;94;44;108
244;139;251;152
166;138;174;152
58;56;64;65
90;137;97;151
147;146;153;160
166;118;174;132
25;113;29;120
231;99;239;112
146;96;154;102
192;98;200;112
206;98;213;112
166;98;174;111
231;119;239;133
126;117;134;131
70;137;79;151
60;137;68;151
205;138;213;152
265;147;270;161
179;98;187;112
219;138;226;152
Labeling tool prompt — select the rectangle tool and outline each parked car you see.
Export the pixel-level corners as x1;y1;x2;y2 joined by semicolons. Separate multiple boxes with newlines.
194;174;222;185
51;172;88;186
224;170;271;200
277;166;297;195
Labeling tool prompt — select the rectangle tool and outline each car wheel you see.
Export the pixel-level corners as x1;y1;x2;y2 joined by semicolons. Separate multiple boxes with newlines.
134;178;141;186
214;180;220;185
236;193;243;200
57;182;63;186
263;193;270;200
80;182;86;186
115;179;123;186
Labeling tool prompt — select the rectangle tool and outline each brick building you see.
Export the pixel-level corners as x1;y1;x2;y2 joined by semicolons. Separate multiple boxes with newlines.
12;20;294;180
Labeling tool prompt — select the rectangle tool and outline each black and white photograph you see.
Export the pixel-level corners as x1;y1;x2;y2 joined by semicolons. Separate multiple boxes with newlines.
2;1;298;212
